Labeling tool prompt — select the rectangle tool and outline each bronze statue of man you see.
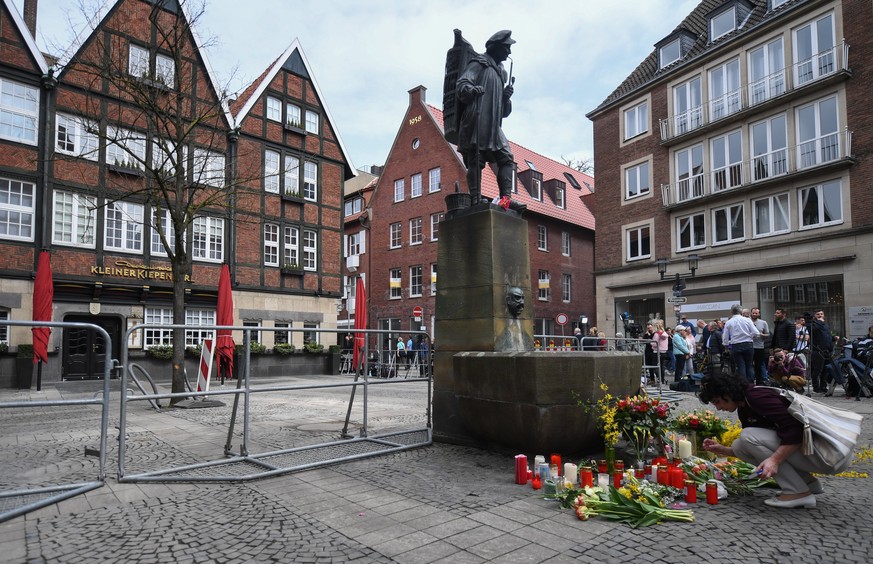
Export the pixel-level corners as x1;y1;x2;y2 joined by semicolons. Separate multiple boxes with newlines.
455;30;525;213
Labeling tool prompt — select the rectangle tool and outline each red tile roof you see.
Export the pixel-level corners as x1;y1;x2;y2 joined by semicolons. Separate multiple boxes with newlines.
427;104;595;230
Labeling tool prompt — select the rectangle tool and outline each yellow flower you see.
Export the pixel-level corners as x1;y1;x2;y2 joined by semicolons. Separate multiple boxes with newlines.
618;487;633;499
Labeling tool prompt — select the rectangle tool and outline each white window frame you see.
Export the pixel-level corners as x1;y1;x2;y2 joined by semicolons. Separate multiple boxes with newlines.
708;58;741;120
186;309;216;347
624;101;648;140
302;229;317;271
152;139;184;177
537;225;548;251
389;268;402;299
410;265;423;298
532;177;542;201
128;44;149;78
55;113;99;160
428;167;441;192
192;148;225;188
799;179;842;229
409;217;423;245
0;78;39;145
192;216;224;262
660;38;681;68
106;126;147;168
150;208;175;256
305;110;319;134
389;222;401;249
411;173;422;198
264;223;280;266
394;179;405;202
266;97;282;122
154;52;175;88
303;161;317;201
430;213;443;241
748;37;785;105
793;13;835;87
285;155;300;196
104;201;144;253
0;178;35;241
561;231;571;256
710;130;743;192
52;189;96;248
751;114;788;182
345;196;363;217
555;186;565;209
676;144;704;202
562;273;571;303
284;226;299;267
625;161;650;200
0;311;8;345
795;95;839;169
673;77;702;135
710;7;736;41
287;103;302;128
752;192;790;238
677;213;706;251
144;306;173;347
626;225;651;261
264;149;280;193
712;203;745;245
538;270;550;301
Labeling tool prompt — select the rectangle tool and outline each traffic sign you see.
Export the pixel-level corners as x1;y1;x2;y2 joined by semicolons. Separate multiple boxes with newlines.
666;296;687;304
555;313;569;326
412;306;423;320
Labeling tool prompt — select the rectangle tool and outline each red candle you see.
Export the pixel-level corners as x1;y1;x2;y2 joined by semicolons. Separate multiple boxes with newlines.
706;480;718;505
670;468;684;489
635;468;645;479
658;465;669;486
597;459;607;474
551;454;562;475
580;467;593;488
652;456;667;466
614;460;625;472
613;470;623;488
532;475;542;490
685;480;697;503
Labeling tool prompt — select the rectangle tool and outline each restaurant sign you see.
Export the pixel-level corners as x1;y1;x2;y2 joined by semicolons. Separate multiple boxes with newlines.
91;260;191;282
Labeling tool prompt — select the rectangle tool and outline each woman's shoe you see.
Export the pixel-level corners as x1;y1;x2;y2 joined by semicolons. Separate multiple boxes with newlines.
764;495;816;509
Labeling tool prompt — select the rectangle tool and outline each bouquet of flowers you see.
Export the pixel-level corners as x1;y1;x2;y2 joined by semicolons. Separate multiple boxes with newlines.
680;456;774;496
613;395;672;464
671;409;730;437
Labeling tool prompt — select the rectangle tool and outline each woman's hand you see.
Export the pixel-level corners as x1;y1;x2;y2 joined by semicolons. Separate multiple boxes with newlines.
702;438;729;456
756;457;780;479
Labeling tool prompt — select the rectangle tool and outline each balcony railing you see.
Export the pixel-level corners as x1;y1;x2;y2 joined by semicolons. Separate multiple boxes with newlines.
661;128;852;207
660;42;850;142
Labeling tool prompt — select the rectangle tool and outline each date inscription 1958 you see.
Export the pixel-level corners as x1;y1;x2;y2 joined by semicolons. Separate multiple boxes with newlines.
408;115;422;126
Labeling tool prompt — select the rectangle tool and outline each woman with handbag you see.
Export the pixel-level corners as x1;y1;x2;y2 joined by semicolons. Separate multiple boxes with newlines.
697;371;834;508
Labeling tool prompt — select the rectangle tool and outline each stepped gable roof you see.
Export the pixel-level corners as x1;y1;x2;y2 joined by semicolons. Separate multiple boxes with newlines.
232;39;356;178
589;0;801;116
426;104;594;231
51;0;233;126
1;0;49;73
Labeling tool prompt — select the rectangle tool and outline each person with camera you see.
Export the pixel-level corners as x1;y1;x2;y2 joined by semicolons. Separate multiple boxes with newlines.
768;348;806;392
807;310;833;393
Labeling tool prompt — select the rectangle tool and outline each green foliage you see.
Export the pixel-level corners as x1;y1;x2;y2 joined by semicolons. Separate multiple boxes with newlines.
235;342;267;355
16;343;33;358
273;343;296;355
0;342;8;354
146;344;174;360
328;344;341;354
303;341;324;354
185;344;202;357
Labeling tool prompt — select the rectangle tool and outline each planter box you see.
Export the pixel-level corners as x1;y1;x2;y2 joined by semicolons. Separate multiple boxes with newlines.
280;267;305;276
106;163;145;177
281;194;305;204
283;123;307;136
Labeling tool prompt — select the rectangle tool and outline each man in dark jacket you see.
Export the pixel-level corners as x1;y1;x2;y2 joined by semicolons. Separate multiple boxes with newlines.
706;321;723;376
807;310;834;393
771;308;796;354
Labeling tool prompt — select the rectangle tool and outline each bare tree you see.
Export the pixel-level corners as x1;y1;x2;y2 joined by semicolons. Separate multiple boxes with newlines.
561;155;594;176
53;0;255;400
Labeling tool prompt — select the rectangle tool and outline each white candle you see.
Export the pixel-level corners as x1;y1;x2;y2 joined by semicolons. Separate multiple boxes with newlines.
564;463;578;485
597;473;610;488
678;438;693;459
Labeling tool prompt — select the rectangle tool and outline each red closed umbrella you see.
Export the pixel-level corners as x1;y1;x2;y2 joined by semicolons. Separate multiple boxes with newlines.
32;250;53;364
352;277;367;372
216;264;235;376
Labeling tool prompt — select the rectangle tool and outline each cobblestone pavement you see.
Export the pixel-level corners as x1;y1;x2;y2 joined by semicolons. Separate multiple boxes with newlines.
1;376;872;563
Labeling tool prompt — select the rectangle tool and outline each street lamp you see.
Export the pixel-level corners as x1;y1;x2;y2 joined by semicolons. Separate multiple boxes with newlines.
655;254;701;280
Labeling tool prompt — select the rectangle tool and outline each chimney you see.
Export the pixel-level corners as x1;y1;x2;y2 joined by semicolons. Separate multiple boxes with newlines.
408;85;427;105
23;0;38;38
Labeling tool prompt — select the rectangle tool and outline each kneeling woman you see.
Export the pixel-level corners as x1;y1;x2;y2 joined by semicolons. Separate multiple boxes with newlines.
698;372;831;508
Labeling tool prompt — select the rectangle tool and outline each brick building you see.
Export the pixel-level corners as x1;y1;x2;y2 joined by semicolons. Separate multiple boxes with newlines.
587;0;873;338
0;0;353;381
354;85;596;352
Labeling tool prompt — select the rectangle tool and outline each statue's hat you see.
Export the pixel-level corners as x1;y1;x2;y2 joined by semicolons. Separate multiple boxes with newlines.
486;30;516;49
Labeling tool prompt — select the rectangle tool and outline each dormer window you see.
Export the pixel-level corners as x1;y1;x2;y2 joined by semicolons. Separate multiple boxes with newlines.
128;43;174;88
660;39;681;68
710;7;736;41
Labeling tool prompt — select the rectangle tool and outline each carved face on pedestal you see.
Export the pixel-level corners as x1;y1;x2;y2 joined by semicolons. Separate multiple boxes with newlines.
506;287;525;317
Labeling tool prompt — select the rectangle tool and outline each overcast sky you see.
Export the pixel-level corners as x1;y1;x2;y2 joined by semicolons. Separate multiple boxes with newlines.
19;0;699;173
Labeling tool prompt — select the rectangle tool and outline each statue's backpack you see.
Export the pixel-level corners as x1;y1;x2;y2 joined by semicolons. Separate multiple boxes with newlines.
442;29;477;145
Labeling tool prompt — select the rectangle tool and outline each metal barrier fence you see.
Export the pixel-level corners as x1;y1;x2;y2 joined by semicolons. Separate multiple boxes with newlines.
0;320;111;524
117;324;433;482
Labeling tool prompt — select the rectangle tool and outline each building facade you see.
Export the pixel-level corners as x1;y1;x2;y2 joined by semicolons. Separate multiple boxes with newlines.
587;0;873;339
355;86;596;353
0;0;353;381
